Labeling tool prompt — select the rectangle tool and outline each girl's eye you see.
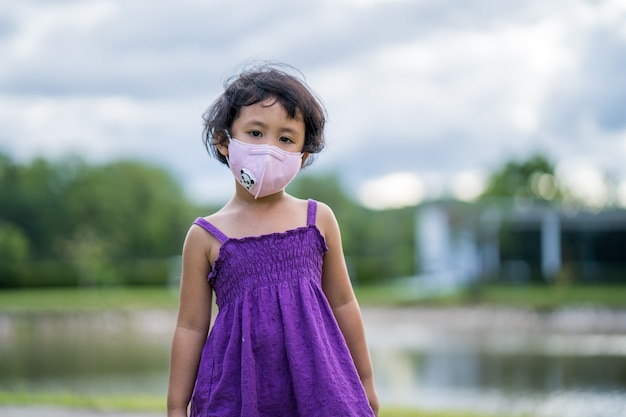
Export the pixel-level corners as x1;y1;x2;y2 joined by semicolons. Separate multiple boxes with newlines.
249;130;262;137
279;136;294;144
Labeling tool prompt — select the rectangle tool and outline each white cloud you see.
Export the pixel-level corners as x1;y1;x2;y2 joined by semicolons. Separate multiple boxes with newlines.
556;160;611;208
312;13;578;156
0;94;204;178
451;170;486;202
8;1;117;59
358;172;424;210
338;0;408;9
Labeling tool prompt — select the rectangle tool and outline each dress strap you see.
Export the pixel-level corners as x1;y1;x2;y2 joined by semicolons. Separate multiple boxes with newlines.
193;217;229;243
306;199;317;226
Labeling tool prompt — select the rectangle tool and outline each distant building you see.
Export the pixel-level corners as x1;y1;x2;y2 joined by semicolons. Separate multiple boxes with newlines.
416;200;626;286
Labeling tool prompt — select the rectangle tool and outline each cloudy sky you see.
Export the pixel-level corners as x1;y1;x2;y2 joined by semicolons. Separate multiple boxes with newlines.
1;0;626;208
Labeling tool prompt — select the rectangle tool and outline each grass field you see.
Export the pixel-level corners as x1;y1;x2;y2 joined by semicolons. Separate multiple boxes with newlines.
0;286;180;312
1;283;625;312
0;390;515;417
356;282;626;309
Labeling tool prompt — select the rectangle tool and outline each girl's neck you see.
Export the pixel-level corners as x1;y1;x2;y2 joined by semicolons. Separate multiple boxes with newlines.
216;189;302;239
229;184;291;210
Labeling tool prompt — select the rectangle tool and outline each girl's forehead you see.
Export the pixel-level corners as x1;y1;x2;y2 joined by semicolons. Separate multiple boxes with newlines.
237;99;304;123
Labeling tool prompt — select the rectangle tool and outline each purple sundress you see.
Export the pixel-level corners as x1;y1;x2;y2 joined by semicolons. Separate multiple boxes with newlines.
189;199;374;417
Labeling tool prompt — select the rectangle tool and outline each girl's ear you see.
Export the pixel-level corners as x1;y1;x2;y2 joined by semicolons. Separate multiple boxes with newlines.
300;152;310;167
217;139;229;157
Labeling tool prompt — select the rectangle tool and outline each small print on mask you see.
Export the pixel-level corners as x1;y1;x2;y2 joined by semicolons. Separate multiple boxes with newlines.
239;168;256;190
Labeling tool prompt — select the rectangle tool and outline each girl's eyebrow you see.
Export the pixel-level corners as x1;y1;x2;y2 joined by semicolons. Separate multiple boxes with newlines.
244;119;268;129
245;120;302;135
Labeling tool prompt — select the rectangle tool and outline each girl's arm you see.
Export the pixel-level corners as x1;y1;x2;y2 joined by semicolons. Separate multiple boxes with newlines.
318;203;380;416
167;226;214;417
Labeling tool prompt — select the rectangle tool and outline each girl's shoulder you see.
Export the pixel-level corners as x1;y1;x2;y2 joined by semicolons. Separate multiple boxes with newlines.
293;196;337;226
305;199;340;239
312;198;331;217
187;209;230;265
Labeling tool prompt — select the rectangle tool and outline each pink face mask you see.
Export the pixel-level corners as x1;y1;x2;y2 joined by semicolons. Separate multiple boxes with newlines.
226;138;303;199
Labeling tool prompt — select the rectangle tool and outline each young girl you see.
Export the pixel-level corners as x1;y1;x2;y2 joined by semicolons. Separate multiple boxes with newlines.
167;63;379;417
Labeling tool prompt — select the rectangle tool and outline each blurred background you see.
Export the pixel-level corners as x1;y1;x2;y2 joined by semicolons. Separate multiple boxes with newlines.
1;1;625;416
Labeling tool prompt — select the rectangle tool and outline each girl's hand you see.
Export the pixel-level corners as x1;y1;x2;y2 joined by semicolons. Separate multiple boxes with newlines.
362;376;379;416
167;409;188;417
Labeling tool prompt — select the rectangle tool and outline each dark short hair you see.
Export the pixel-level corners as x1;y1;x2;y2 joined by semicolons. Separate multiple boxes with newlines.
202;63;327;167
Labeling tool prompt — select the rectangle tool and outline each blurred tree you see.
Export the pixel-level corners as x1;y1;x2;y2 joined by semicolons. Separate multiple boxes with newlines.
479;154;562;202
0;152;21;231
0;153;195;287
14;156;85;258
60;226;118;287
63;160;191;258
0;222;30;287
60;160;195;286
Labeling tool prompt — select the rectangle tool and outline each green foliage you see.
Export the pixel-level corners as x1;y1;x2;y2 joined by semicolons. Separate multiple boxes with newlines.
18;259;80;288
61;160;191;258
480;154;561;201
0;222;30;287
117;258;173;286
0;151;195;288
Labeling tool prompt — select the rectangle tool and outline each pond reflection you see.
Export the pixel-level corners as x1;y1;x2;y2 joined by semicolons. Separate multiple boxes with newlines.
371;347;626;414
0;310;172;394
1;308;625;416
374;345;626;392
365;308;626;416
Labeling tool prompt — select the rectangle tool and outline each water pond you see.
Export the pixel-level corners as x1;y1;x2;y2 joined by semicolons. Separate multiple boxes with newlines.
1;308;625;417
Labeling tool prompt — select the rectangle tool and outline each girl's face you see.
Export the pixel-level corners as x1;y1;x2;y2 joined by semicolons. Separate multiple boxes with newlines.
219;98;306;158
